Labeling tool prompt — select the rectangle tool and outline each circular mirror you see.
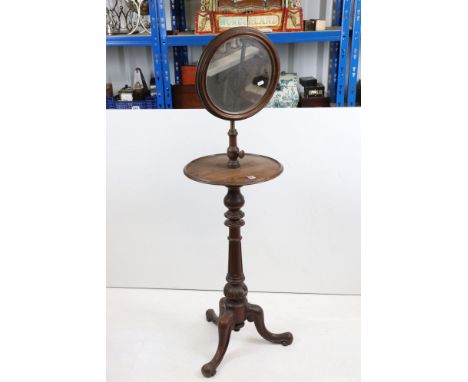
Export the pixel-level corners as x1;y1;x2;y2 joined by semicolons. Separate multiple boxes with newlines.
196;27;280;121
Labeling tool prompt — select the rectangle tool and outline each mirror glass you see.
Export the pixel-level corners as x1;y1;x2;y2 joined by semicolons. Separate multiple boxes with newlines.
206;36;273;114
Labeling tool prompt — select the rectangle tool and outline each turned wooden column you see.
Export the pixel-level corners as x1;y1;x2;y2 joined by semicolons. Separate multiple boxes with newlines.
223;186;248;330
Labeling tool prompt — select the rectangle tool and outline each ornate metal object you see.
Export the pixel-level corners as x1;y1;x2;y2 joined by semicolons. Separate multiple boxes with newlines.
106;0;150;35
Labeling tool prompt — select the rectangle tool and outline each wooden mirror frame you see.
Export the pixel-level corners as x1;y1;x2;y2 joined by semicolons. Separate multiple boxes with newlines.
196;27;280;121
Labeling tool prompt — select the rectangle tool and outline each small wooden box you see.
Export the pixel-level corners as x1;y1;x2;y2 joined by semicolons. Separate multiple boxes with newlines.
299;76;317;87
172;85;203;109
300;96;330;108
303;19;326;31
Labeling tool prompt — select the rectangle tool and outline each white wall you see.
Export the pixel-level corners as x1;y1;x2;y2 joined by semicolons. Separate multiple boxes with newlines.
107;108;360;294
106;0;339;94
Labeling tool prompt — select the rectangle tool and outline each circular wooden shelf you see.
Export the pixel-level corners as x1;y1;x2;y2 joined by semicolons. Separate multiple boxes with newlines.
184;153;283;186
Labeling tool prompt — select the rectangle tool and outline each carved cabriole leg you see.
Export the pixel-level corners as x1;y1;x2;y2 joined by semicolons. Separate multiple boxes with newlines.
206;298;226;326
205;309;218;325
201;310;235;378
246;303;294;346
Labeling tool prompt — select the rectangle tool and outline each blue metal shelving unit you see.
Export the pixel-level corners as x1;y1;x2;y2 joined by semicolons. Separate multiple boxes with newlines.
335;0;351;106
156;0;174;108
106;0;361;108
105;0;165;108
329;0;342;103
347;0;361;106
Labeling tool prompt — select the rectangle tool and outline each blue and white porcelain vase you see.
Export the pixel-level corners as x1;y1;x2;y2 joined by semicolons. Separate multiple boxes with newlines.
267;72;300;108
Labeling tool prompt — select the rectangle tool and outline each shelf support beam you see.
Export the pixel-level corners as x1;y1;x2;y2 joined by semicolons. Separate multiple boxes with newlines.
171;0;189;84
335;0;351;106
156;0;173;108
148;0;165;108
328;0;343;102
347;0;361;106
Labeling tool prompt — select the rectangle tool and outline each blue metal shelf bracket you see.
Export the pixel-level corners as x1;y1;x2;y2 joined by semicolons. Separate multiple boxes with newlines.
334;0;343;25
175;0;189;64
329;0;343;102
335;0;351;106
170;0;182;84
170;0;190;84
347;0;361;106
156;0;173;108
149;0;165;108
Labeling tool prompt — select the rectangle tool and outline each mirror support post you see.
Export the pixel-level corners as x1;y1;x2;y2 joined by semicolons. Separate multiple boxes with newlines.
227;121;245;169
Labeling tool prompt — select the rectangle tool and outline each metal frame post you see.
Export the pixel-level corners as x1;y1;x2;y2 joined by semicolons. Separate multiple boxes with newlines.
335;0;351;106
347;0;361;106
328;0;342;102
156;0;173;108
149;0;165;108
171;0;189;85
170;0;182;84
176;0;189;65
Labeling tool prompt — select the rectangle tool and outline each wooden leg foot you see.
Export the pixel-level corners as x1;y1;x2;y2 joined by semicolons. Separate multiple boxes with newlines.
246;303;293;346
201;362;217;378
206;309;218;325
201;310;234;378
206;299;227;326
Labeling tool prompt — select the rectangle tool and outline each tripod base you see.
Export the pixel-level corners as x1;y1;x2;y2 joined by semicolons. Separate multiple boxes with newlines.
201;297;293;378
182;160;290;378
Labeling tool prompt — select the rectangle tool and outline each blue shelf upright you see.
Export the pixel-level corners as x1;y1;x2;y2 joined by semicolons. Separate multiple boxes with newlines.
170;0;189;84
335;0;351;106
175;0;189;70
328;0;342;103
347;0;361;106
149;0;165;108
156;0;173;108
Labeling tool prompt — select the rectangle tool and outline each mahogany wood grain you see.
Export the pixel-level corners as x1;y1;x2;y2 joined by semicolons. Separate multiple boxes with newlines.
183;153;283;186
